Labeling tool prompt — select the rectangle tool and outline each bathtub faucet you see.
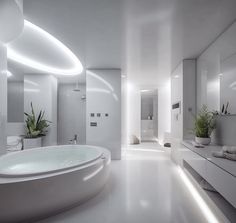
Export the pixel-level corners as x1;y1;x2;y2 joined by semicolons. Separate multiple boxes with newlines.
69;134;78;145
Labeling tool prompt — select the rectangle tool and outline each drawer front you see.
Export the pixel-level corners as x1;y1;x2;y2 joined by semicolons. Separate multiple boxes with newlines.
206;161;236;208
182;149;207;179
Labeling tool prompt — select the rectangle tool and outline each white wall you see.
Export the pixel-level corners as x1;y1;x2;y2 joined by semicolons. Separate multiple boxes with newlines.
127;84;141;142
24;74;58;146
86;69;121;159
158;81;171;145
153;91;158;139
58;83;86;145
171;60;196;141
0;44;7;155
171;64;183;139
121;76;128;147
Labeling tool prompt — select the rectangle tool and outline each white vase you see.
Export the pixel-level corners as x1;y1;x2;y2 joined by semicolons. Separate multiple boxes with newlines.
23;137;42;149
195;137;211;145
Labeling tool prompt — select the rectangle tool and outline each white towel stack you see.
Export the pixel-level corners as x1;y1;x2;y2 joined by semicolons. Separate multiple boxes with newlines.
212;146;236;161
7;136;23;152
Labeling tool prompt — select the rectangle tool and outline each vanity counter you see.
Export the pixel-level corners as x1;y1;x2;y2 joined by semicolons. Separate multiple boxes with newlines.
182;140;236;177
179;140;236;209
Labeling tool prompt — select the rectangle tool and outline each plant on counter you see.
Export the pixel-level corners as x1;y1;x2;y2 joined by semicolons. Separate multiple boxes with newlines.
193;105;216;145
24;102;51;138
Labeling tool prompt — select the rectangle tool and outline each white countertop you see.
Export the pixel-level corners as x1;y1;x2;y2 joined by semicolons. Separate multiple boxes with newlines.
182;140;236;177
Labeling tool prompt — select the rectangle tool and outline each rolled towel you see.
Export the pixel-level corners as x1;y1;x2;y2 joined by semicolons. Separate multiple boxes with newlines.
222;146;236;154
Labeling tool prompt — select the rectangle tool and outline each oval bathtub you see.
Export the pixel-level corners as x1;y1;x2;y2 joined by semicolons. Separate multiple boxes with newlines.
0;145;111;223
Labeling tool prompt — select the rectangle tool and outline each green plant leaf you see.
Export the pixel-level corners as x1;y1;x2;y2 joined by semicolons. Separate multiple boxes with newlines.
24;103;51;138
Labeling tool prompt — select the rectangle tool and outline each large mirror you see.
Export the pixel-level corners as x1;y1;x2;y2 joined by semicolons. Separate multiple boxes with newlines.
201;53;236;115
220;54;236;115
7;62;24;123
7;59;87;146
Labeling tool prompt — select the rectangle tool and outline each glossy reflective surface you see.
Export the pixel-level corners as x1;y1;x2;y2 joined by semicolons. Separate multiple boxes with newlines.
0;146;102;177
37;143;223;223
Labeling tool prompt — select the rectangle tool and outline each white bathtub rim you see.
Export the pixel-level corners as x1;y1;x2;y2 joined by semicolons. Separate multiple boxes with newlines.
0;145;111;184
0;145;103;178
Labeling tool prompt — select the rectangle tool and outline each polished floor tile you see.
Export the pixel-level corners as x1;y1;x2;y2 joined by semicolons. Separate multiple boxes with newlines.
38;143;212;223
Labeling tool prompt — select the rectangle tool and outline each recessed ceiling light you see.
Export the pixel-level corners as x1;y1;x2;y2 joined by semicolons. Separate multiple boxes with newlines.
7;20;83;75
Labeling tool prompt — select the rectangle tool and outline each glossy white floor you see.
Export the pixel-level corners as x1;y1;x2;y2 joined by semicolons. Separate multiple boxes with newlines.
38;143;217;223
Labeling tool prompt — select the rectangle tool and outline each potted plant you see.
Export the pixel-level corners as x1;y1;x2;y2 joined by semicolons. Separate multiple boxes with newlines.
193;105;216;145
23;102;51;149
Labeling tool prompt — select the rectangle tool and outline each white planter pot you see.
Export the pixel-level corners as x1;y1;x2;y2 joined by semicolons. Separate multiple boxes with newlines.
195;137;211;145
23;137;42;149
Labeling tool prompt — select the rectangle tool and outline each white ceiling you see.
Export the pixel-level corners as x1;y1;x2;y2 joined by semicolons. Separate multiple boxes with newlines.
8;0;236;86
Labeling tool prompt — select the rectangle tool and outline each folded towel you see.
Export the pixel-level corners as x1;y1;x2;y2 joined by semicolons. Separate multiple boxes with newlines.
7;136;23;151
222;146;236;154
212;151;236;161
224;152;236;161
212;151;224;158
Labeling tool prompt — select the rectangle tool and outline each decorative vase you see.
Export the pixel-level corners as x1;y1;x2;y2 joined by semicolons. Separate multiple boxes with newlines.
23;137;42;149
195;137;211;145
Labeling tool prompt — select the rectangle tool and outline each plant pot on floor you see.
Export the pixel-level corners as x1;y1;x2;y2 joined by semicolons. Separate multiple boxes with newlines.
195;137;211;145
23;137;42;149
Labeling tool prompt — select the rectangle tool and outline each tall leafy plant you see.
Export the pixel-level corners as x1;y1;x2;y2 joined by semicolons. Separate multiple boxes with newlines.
24;102;51;138
194;105;216;138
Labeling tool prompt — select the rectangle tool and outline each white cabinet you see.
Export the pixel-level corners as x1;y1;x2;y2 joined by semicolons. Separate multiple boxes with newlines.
181;141;236;208
207;161;236;208
181;148;207;179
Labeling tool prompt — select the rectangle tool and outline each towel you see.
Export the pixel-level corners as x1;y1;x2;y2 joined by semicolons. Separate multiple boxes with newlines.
222;146;236;154
212;149;236;161
7;136;23;152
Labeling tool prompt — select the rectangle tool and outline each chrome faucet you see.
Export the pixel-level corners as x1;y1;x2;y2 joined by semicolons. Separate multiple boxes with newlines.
69;134;78;145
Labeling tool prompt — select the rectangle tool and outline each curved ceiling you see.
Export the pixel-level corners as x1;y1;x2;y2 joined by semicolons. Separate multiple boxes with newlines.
10;0;236;86
7;20;83;75
0;0;24;43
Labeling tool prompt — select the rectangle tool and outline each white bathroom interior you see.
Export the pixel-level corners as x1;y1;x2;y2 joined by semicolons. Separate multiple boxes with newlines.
0;0;236;222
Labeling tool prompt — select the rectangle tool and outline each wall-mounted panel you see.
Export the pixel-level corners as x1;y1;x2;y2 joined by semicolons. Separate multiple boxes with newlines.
86;69;121;159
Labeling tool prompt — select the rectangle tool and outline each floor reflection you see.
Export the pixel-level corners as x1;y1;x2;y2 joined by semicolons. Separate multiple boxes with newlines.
38;143;214;223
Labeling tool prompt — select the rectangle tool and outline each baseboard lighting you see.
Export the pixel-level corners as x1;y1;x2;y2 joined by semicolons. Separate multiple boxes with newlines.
178;167;220;223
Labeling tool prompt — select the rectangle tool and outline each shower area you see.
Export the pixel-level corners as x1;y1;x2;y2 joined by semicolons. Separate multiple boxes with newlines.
57;76;86;145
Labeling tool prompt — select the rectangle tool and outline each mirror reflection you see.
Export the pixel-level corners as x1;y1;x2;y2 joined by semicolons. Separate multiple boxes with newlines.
7;60;86;148
220;53;236;115
204;53;236;115
7;62;24;123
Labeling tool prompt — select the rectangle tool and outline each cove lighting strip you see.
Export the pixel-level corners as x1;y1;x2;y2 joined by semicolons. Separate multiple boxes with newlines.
178;167;220;223
7;20;83;75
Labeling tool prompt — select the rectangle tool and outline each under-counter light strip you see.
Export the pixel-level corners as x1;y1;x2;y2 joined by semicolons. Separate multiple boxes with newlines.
7;20;83;75
178;167;220;223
